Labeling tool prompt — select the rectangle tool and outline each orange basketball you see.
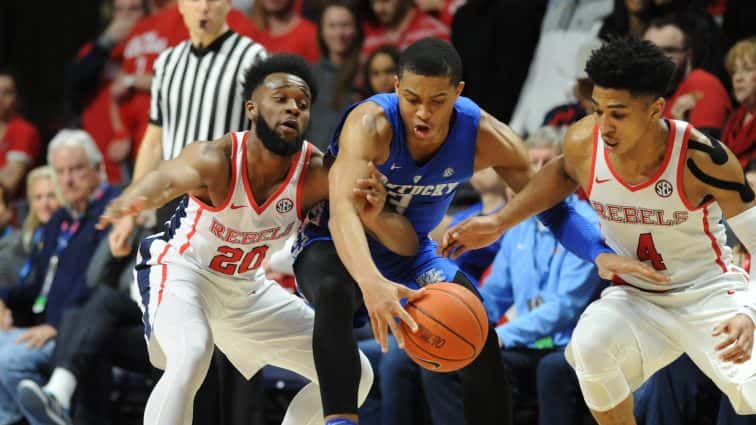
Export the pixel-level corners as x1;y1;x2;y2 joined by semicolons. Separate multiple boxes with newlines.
400;282;489;372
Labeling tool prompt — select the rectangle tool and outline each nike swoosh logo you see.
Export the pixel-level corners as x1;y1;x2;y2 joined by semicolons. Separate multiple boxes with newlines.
230;204;246;209
412;356;442;370
595;177;612;184
390;164;401;170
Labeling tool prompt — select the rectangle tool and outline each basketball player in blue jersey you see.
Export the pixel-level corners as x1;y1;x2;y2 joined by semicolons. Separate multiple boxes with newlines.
293;38;665;425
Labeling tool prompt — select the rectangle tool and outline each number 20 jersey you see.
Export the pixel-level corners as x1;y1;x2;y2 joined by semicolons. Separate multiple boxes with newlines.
141;131;311;283
586;119;746;291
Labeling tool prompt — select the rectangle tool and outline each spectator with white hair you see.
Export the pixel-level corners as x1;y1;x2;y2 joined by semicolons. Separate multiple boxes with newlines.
0;129;120;425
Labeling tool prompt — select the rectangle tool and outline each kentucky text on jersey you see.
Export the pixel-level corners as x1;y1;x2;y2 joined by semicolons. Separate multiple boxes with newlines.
385;182;460;197
590;201;689;226
209;218;294;245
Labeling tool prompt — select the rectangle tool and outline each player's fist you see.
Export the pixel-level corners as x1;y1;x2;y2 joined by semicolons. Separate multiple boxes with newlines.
97;195;148;230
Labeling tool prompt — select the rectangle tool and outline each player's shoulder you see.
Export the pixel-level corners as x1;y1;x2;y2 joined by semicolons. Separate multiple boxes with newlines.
563;115;596;159
684;126;742;181
343;101;392;141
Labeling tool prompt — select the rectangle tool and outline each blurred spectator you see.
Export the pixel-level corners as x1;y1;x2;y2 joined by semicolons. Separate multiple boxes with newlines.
0;186;13;241
451;0;546;123
0;129;118;425
362;45;400;96
16;225;153;425
309;0;363;150
414;0;464;27
65;0;148;185
249;0;319;62
361;0;449;60
599;0;660;40
721;37;756;168
652;0;725;80
0;69;41;199
0;166;61;291
644;17;731;137
543;79;594;129
116;0;256;164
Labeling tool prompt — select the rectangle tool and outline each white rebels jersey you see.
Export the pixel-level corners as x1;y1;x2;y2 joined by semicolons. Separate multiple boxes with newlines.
164;131;311;281
586;119;740;291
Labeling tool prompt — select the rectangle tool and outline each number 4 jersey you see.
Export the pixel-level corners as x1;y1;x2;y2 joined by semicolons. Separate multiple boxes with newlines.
137;131;311;285
586;119;747;291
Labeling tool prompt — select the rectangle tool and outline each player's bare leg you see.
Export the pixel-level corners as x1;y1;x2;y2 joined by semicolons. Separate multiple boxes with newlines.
591;395;637;425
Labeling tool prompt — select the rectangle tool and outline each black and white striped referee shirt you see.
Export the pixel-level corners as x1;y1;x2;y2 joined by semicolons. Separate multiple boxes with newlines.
149;30;266;160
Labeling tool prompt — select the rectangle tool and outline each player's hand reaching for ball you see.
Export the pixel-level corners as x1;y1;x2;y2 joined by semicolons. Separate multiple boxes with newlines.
714;313;755;364
354;162;389;225
594;253;670;284
438;215;504;259
97;195;149;230
362;278;421;353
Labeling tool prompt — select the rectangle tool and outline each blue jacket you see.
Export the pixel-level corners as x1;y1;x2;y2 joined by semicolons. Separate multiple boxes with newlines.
480;196;603;349
448;202;504;285
0;184;120;327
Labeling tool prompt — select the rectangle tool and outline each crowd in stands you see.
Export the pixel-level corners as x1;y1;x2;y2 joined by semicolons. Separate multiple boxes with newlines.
0;0;754;424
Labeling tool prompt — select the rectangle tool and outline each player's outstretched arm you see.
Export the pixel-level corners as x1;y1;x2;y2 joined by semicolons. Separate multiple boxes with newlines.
440;111;577;257
355;162;419;256
97;137;227;229
328;103;419;352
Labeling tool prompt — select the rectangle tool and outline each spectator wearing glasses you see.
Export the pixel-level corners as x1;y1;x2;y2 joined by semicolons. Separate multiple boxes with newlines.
643;17;732;138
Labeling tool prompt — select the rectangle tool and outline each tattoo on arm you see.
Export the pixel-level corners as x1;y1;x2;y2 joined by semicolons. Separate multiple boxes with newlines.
685;138;755;203
687;139;728;165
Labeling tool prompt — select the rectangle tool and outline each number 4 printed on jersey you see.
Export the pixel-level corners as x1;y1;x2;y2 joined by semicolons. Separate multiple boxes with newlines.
209;245;269;275
636;233;667;271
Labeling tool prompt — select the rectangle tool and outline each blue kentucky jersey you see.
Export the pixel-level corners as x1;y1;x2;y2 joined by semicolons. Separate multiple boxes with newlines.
328;93;480;237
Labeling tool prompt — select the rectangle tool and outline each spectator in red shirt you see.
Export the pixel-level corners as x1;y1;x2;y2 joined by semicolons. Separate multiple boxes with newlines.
414;0;465;27
66;0;148;185
361;0;449;60
116;0;256;156
644;17;732;137
248;0;319;62
0;70;40;198
721;37;756;168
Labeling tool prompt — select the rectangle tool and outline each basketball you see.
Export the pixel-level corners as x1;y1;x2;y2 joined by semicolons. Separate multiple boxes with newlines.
400;282;489;372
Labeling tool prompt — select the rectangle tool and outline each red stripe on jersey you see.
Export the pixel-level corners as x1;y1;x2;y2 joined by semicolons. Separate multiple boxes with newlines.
156;243;172;305
675;124;706;211
179;207;204;254
296;143;313;221
605;119;676;192
702;204;727;273
189;132;240;212
586;124;599;198
241;135;303;215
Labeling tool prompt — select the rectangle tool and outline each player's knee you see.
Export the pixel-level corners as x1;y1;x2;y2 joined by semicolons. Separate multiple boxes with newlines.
567;315;638;412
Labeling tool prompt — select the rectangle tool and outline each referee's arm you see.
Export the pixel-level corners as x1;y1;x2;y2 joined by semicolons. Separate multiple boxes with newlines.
133;123;162;181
